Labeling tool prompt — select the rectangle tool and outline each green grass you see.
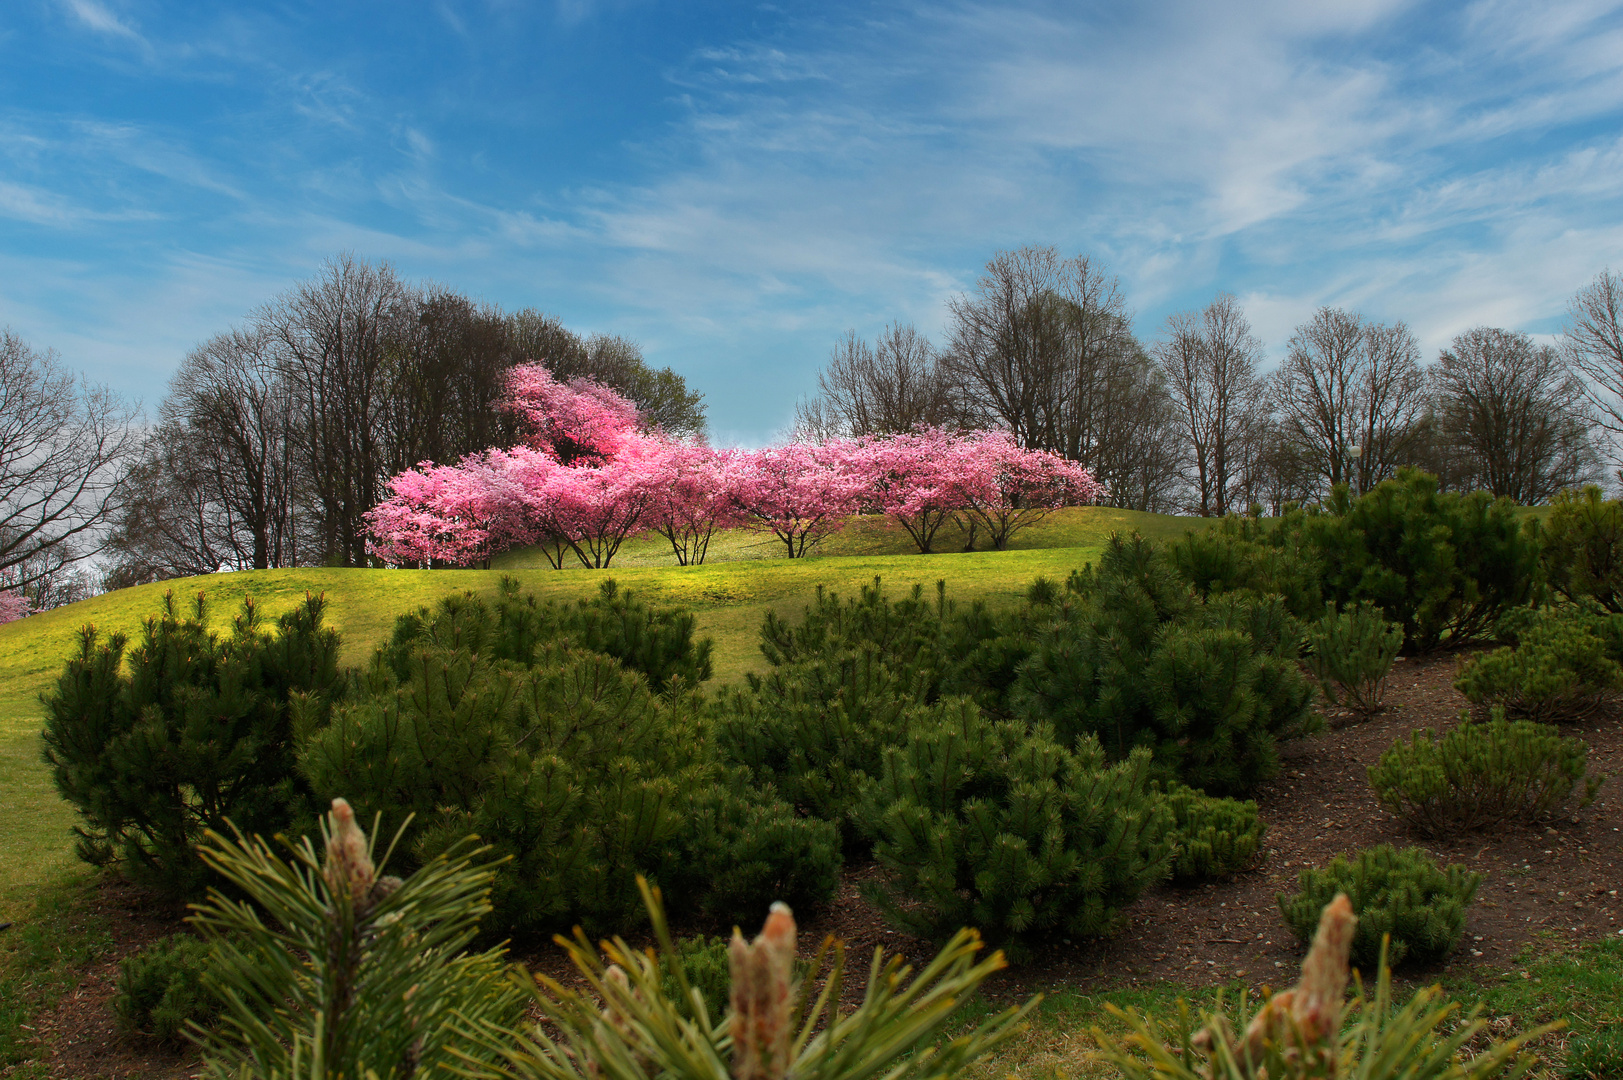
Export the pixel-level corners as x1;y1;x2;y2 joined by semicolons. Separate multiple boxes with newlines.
0;874;116;1078
962;933;1623;1080
0;506;1205;903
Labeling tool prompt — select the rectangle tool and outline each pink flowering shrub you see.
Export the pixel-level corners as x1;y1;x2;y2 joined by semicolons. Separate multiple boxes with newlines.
367;363;1106;569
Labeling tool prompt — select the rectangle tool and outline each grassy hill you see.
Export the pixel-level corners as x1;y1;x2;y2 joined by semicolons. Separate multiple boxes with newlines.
0;506;1204;901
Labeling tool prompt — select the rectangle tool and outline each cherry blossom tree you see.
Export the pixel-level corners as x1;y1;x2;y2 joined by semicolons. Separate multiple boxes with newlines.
949;431;1106;550
502;363;641;464
638;441;745;565
857;429;975;554
0;587;29;624
731;440;868;557
365;452;534;568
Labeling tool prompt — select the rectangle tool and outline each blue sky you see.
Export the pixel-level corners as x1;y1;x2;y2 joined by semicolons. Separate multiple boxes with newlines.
2;0;1621;447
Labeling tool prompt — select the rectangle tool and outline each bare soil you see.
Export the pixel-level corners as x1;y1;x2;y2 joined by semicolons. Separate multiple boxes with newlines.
18;651;1623;1077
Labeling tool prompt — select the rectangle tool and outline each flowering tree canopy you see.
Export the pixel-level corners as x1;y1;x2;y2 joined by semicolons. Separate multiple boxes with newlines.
0;587;30;624
367;364;1105;569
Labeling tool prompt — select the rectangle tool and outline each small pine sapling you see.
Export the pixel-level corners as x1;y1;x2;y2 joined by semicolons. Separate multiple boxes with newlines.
190;799;523;1078
1455;608;1623;723
1096;893;1555;1080
1304;603;1402;718
1278;844;1480;968
1367;713;1605;837
470;879;1037;1080
1162;784;1267;881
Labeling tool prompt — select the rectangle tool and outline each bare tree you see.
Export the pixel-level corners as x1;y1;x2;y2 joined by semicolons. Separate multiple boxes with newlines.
942;245;1177;507
1433;326;1597;503
797;322;957;438
1272;307;1428;497
0;329;137;589
1155;294;1269;516
260;254;414;567
1562;269;1623;466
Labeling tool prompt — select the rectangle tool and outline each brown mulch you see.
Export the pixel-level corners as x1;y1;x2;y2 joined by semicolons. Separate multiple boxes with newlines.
16;652;1623;1076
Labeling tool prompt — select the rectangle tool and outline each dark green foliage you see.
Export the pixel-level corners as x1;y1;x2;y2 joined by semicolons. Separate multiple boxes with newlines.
1279;845;1481;968
660;767;842;926
658;935;733;1020
301;587;834;935
1009;535;1316;796
1543;486;1623;613
380;576;712;692
114;934;222;1044
856;700;1172;960
1304;603;1403;717
1168;515;1323;619
1290;470;1539;654
1368;714;1605;837
1565;1029;1623;1080
1455;607;1623;722
710;646;929;847
41;591;342;895
1162;783;1266;881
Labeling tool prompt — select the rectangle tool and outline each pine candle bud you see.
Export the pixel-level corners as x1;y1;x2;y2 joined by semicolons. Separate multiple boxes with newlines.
324;798;376;899
1233;892;1357;1069
730;902;796;1080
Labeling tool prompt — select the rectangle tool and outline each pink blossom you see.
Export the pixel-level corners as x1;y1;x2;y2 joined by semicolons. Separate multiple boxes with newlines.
636;441;747;565
0;588;30;625
730;440;869;558
855;429;976;554
502;363;641;464
947;431;1107;550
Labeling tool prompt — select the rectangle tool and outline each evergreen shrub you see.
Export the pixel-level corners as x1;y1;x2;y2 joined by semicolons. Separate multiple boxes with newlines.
1010;535;1315;796
1542;486;1623;614
1304;603;1403;717
856;700;1172;959
1368;714;1605;837
1279;844;1480;968
1163;784;1266;881
1455;608;1623;722
114;934;223;1044
300;587;837;934
379;576;712;692
1168;515;1323;619
41;591;342;895
1289;470;1538;654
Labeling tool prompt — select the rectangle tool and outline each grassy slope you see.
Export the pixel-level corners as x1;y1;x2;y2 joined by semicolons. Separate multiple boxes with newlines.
0;506;1203;905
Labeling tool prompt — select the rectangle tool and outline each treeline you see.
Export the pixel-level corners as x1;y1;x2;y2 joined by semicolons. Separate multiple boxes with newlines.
796;246;1623;515
105;255;705;585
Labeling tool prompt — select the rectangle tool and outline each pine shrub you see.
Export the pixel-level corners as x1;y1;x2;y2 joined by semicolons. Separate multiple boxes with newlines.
1304;603;1403;717
1099;894;1552;1080
380;576;712;692
301;591;836;934
1290;470;1538;654
114;934;223;1044
1543;485;1623;614
1163;784;1266;881
1367;714;1605;837
1455;608;1623;723
1011;535;1315;797
709;646;929;847
41;591;342;895
1278;845;1480;968
857;700;1172;959
660;768;842;926
1168;515;1323;619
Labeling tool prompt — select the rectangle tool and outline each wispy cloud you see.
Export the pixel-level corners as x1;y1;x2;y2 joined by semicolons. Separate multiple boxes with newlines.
60;0;143;42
